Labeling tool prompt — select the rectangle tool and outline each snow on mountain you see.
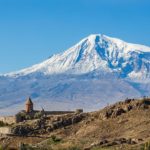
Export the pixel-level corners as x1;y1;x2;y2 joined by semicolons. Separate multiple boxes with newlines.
5;34;150;79
0;34;150;115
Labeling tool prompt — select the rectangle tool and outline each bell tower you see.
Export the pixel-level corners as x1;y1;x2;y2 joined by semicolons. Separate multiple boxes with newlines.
25;97;33;113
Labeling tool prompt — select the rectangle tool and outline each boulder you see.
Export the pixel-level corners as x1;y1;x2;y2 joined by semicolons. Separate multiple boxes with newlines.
11;125;33;136
112;108;125;117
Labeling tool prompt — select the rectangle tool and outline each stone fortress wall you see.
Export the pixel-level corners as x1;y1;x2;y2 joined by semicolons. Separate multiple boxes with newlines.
43;109;83;115
0;97;83;135
0;110;83;135
0;109;83;125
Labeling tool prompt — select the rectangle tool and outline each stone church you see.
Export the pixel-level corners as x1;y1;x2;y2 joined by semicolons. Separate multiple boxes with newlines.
0;97;83;124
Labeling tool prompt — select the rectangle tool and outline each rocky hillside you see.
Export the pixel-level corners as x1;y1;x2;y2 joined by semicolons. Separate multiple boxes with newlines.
1;97;150;149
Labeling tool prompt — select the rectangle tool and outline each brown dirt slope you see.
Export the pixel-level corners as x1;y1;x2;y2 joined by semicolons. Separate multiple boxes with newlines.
1;97;150;150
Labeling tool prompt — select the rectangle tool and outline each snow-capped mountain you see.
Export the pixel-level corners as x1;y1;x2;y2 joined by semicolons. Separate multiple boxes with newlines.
0;34;150;115
6;34;150;79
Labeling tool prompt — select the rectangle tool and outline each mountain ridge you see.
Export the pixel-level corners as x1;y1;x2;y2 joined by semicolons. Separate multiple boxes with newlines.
0;34;150;115
4;34;150;79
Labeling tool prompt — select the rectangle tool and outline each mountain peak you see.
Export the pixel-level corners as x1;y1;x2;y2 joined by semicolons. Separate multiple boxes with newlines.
84;34;150;53
4;34;150;79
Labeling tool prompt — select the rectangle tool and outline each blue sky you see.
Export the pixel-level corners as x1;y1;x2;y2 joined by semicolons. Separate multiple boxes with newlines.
0;0;150;73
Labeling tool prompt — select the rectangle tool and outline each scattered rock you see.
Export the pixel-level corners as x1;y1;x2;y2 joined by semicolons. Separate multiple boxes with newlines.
11;125;33;136
100;98;150;120
125;99;132;104
112;108;125;118
124;105;133;111
105;109;113;118
46;126;53;132
89;138;138;149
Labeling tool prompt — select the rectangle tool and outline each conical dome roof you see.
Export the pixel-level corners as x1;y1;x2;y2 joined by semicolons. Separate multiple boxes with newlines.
26;97;33;105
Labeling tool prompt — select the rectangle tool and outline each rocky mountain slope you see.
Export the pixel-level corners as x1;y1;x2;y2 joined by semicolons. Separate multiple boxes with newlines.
1;97;150;150
0;34;150;115
5;34;150;79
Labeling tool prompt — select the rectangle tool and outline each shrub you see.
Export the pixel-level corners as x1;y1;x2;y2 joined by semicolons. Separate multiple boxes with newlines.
34;112;42;119
50;135;61;143
25;115;32;120
141;141;150;150
0;121;8;127
0;145;2;150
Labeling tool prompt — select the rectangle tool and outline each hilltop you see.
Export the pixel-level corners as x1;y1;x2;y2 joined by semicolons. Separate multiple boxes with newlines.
1;97;150;149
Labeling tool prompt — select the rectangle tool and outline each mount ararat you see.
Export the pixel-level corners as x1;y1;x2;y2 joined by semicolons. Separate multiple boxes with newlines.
0;34;150;115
